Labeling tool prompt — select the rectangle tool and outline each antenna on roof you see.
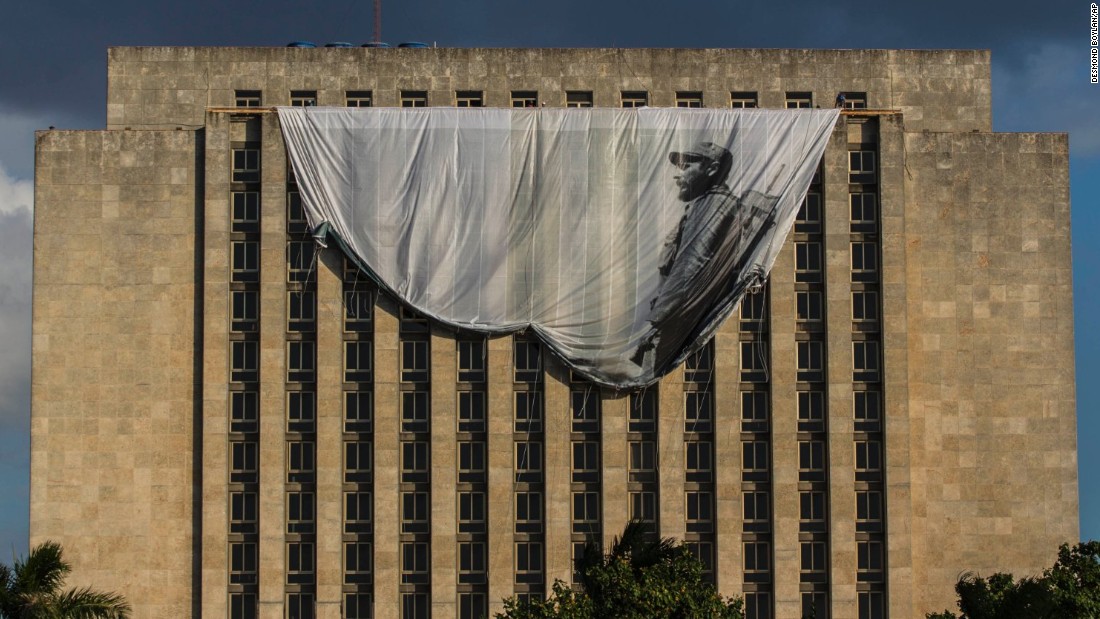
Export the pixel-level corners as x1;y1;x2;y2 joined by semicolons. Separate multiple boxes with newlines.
374;0;382;45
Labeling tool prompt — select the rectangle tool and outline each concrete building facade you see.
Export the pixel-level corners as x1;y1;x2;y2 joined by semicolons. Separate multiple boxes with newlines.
31;47;1078;619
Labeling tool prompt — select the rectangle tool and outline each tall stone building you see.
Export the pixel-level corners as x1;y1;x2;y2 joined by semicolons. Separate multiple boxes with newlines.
31;47;1078;619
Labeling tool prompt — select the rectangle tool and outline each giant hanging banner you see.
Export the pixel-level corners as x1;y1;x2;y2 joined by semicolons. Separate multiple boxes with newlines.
278;107;839;388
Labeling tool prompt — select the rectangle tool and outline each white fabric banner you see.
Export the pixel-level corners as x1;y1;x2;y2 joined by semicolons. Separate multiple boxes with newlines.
277;107;839;388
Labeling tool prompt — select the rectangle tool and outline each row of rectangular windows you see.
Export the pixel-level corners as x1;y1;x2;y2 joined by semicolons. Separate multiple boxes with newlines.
235;89;869;109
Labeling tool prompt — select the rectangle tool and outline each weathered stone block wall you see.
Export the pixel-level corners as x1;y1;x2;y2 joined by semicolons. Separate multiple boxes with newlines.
31;129;200;617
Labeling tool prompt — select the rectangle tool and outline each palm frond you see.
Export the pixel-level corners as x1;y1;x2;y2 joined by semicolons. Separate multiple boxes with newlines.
55;586;131;619
13;541;70;597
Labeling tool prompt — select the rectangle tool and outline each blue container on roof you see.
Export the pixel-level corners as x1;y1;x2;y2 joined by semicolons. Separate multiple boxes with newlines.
398;42;429;48
287;41;317;48
361;42;391;48
325;42;355;47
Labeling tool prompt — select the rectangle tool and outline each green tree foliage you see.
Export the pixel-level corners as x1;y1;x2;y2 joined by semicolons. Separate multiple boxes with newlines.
497;522;743;619
926;541;1100;619
0;541;131;619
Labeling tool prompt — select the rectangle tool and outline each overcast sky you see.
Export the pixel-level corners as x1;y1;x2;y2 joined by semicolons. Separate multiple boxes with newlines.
0;0;1096;555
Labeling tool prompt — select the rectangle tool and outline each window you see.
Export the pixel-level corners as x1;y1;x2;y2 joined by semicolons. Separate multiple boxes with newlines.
287;440;315;479
797;191;822;232
685;391;713;431
851;192;878;225
344;289;373;330
796;291;823;324
458;441;485;475
621;91;648;108
401;542;429;584
857;540;884;579
459;593;487;619
686;441;713;479
785;91;812;108
731;91;758;108
287;541;315;578
287;341;316;383
345;90;372;107
402;593;428;619
229;541;257;584
851;242;879;278
231;241;259;283
401;340;429;383
229;593;257;619
856;440;883;472
398;395;426;433
629;441;656;475
345;441;372;480
853;340;881;382
859;591;885;619
345;593;371;619
800;491;826;523
676;91;703;108
744;592;771;619
457;339;486;382
345;491;372;533
287;291;316;333
801;593;828;619
572;491;599;526
801;541;827;573
458;391;486;433
743;441;769;473
795;242;822;280
515;542;543;579
797;340;825;382
798;391;825;432
684;341;714;383
840;91;868;109
229;440;257;482
515;492;542;531
287;391;315;431
852;290;880;323
343;341;372;383
345;541;372;580
744;541;770;573
744;491;770;523
849;150;876;176
515;392;542;433
287;491;315;534
854;391;882;429
230;390;258;433
459;541;487;581
685;541;714;578
287;190;307;233
629;389;657;432
290;90;317;107
799;440;825;477
229;491;257;534
234;90;262;107
510;91;538;108
686;491;713;524
572;441;599;482
231;191;259;232
455;90;483;107
515;441;542;478
400;90;427;108
401;491;429;534
571;388;599;432
741;391;768;431
514;340;541;382
230;340;258;383
630;491;656;524
566;91;593;107
458;491;485;529
230;290;258;333
741;289;766;323
345;391;372;433
740;341;769;382
857;491;883;524
287;240;315;283
401;441;429;477
231;148;259;183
